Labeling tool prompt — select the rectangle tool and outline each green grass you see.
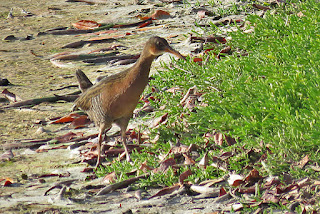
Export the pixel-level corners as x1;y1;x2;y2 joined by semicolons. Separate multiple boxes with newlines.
143;0;320;177
97;0;320;210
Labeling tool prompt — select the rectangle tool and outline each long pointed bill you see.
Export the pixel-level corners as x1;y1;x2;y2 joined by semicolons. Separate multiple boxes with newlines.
165;47;186;60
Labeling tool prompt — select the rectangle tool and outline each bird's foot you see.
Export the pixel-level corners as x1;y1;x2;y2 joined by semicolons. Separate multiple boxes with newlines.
126;155;134;165
95;158;104;170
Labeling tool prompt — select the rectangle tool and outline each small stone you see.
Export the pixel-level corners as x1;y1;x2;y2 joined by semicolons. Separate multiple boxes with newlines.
35;127;48;135
21;174;28;180
0;78;10;86
4;35;17;41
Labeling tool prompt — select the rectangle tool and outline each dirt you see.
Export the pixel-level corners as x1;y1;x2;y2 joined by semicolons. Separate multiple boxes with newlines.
0;0;262;213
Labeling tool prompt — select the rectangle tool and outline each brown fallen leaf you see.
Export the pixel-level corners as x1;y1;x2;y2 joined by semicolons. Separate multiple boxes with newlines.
228;173;244;187
72;20;101;30
55;131;83;143
261;189;280;203
103;171;117;184
199;177;225;187
252;3;271;10
137;20;152;28
70;115;91;129
264;176;281;188
245;169;263;185
219;187;227;196
214;132;224;146
191;36;227;44
297;155;309;169
151;10;171;20
224;135;237;146
219;151;233;160
2;89;22;103
97;174;150;195
3;179;13;187
153;158;176;173
148;184;180;199
183;153;196;165
190;185;220;195
211;156;228;172
50;113;82;124
198;152;209;168
151;113;168;128
236;185;257;194
217;46;231;59
113;18;152;28
171;142;189;154
179;169;192;184
139;160;153;173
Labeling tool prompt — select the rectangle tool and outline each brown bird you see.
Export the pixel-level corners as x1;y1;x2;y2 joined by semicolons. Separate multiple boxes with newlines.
73;36;185;168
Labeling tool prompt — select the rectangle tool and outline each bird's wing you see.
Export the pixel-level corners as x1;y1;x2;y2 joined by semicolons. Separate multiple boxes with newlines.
74;69;129;111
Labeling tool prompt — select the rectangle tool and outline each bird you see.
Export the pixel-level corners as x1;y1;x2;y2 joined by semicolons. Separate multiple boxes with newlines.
73;36;185;168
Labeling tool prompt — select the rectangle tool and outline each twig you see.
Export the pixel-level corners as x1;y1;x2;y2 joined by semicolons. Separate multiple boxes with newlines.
1;94;79;109
97;173;150;195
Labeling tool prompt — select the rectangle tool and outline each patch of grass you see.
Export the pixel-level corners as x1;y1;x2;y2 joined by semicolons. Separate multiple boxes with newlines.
145;0;320;178
99;0;320;206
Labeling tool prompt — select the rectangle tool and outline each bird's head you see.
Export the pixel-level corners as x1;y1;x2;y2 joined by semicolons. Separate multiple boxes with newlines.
146;36;185;60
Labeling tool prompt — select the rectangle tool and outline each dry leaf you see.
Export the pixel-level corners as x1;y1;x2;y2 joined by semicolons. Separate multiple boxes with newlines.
199;177;225;187
151;113;168;127
183;153;196;165
55;131;82;143
3;179;13;187
224;135;237;146
171;143;189;154
211;156;228;172
228;173;244;187
139;161;153;172
217;46;231;59
245;169;263;184
179;169;192;184
151;10;170;19
219;187;227;196
148;184;180;199
103;172;117;184
138;20;152;28
166;87;181;93
261;190;280;203
153;158;176;173
297;155;309;169
72;20;101;30
50;113;82;124
214;132;224;146
219;151;233;160
297;11;305;18
2;89;22;103
190;185;220;195
198;152;209;168
252;3;271;10
193;57;203;63
70;115;91;129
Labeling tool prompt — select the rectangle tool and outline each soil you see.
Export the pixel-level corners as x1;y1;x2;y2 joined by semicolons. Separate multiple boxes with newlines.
0;0;263;213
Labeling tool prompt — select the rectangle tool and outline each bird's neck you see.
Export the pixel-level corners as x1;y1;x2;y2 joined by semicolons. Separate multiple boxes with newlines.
131;50;156;78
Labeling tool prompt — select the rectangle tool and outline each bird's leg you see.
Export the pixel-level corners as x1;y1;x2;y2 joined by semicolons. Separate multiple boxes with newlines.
95;128;104;169
121;128;132;163
116;117;132;163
